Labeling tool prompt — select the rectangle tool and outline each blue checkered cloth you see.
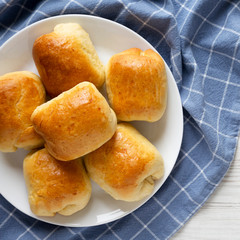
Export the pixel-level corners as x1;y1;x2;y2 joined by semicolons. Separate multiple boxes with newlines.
0;0;240;239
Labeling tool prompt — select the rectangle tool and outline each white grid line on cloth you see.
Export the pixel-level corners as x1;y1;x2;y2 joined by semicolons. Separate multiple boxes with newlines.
95;219;120;240
176;112;234;168
153;196;184;226
91;0;104;14
66;227;75;235
190;1;222;44
182;111;193;126
199;3;240;159
213;34;240;156
169;51;182;84
60;0;73;15
167;203;200;239
130;187;185;239
154;20;177;49
184;61;197;66
201;74;240;88
181;1;223;107
77;229;87;240
181;149;218;186
22;2;51;19
0;0;28;41
0;0;13;15
169;175;202;207
71;0;97;15
176;0;240;37
1;0;9;4
182;84;240;115
182;84;239;115
227;0;240;11
180;35;240;64
145;0;180;52
183;115;230;167
205;100;240;115
181;85;203;96
173;156;220;200
24;0;51;27
174;0;186;18
178;0;198;33
182;63;199;105
16;220;39;240
113;1;135;22
196;132;230;164
140;2;182;80
136;9;162;34
106;223;122;240
116;0;172;49
0;206;16;228
0;22;18;33
116;0;149;23
32;10;50;18
67;227;85;240
149;0;177;21
149;0;176;20
3;1;51;30
1;0;50;16
43;226;60;240
174;135;205;169
65;227;86;240
8;2;34;13
200;119;238;140
199;2;239;128
179;115;231;165
130;212;160;240
0;205;41;240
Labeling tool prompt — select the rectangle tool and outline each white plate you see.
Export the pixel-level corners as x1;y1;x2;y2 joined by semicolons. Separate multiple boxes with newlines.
0;14;183;227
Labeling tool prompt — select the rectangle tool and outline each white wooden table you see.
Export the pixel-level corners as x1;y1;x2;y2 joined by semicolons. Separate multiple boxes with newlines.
172;136;240;239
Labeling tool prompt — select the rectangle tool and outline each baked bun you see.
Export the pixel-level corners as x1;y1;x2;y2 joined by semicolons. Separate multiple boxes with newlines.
106;48;167;122
32;23;105;97
23;148;91;216
84;123;164;202
0;71;45;152
31;82;117;161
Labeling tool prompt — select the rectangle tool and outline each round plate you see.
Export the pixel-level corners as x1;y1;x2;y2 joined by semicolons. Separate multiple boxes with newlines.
0;14;183;227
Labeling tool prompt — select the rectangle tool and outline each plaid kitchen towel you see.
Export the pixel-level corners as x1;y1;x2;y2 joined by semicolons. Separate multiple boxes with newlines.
0;0;240;239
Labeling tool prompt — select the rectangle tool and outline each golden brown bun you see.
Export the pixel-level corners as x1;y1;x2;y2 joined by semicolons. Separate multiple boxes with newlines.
106;48;167;122
23;148;91;216
0;71;46;152
31;82;117;161
32;23;105;97
84;123;164;202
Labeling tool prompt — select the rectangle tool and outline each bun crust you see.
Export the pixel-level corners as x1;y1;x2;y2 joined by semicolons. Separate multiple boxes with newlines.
106;48;167;122
31;82;117;161
84;123;164;202
0;71;45;152
33;23;105;97
23;148;91;216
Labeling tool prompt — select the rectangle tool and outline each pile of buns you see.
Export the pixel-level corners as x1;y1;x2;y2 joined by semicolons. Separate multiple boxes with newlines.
0;23;167;217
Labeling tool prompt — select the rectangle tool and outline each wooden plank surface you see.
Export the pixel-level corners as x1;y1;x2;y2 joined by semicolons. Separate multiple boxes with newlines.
172;136;240;240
